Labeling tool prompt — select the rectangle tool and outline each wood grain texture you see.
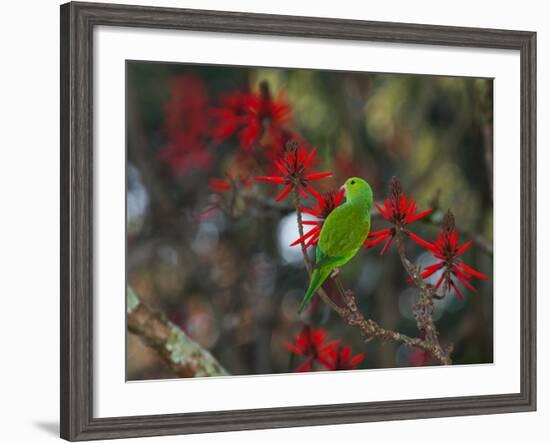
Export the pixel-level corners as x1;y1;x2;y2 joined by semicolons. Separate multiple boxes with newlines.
60;1;536;440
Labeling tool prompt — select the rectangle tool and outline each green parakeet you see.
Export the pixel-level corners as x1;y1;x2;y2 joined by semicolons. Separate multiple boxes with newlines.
299;177;373;313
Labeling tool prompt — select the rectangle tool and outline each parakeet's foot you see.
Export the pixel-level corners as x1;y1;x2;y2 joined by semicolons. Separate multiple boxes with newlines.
330;268;341;279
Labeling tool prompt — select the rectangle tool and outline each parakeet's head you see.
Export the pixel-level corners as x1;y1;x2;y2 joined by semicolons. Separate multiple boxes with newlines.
344;177;373;207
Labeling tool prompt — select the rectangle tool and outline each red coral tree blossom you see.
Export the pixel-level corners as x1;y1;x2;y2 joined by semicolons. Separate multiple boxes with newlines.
211;91;249;143
290;188;345;248
411;210;489;299
212;81;291;153
255;142;333;202
208;178;233;193
285;326;340;372
366;177;432;254
325;345;365;370
160;74;212;175
208;174;253;194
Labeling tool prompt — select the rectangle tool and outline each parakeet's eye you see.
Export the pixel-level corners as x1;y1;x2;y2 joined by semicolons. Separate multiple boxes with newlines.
350;180;356;185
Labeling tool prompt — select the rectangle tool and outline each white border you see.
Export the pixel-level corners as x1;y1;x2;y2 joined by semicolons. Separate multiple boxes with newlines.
94;26;521;418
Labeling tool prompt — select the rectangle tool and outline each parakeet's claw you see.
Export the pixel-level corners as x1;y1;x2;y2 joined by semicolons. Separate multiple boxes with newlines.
330;268;341;279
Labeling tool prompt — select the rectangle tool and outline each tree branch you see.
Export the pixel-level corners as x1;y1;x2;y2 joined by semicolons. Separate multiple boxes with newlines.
394;230;452;364
127;287;229;378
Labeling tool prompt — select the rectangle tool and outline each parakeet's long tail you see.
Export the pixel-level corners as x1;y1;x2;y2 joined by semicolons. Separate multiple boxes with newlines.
299;267;332;314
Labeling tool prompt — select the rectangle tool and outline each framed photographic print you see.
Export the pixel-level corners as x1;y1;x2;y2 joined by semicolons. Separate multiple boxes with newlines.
60;1;537;441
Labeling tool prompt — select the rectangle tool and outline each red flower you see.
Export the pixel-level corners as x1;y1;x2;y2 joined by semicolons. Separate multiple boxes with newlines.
408;348;431;367
164;74;210;137
208;178;232;193
208;174;253;194
160;136;212;175
255;142;333;202
212;81;291;152
365;177;432;254
411;211;489;299
291;188;345;248
160;74;212;175
325;345;365;370
285;326;340;372
262;130;302;163
241;84;291;150
211;91;250;143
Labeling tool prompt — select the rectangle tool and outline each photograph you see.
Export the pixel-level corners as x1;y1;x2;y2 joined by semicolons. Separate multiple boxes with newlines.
125;61;494;379
0;0;542;441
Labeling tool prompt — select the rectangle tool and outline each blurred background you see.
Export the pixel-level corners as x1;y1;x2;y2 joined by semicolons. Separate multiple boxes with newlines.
126;61;493;380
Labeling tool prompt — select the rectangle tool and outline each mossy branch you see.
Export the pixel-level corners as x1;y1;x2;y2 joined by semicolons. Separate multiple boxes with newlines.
127;287;228;378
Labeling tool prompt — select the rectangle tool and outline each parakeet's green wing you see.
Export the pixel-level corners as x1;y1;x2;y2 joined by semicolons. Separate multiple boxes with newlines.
314;248;345;270
297;204;370;313
298;177;373;313
316;203;371;264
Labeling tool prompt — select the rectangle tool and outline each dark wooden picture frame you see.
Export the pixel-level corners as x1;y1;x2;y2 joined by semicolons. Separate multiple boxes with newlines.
60;2;536;441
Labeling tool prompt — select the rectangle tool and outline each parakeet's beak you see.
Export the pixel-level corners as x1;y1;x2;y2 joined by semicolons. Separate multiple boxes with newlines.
339;184;346;195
